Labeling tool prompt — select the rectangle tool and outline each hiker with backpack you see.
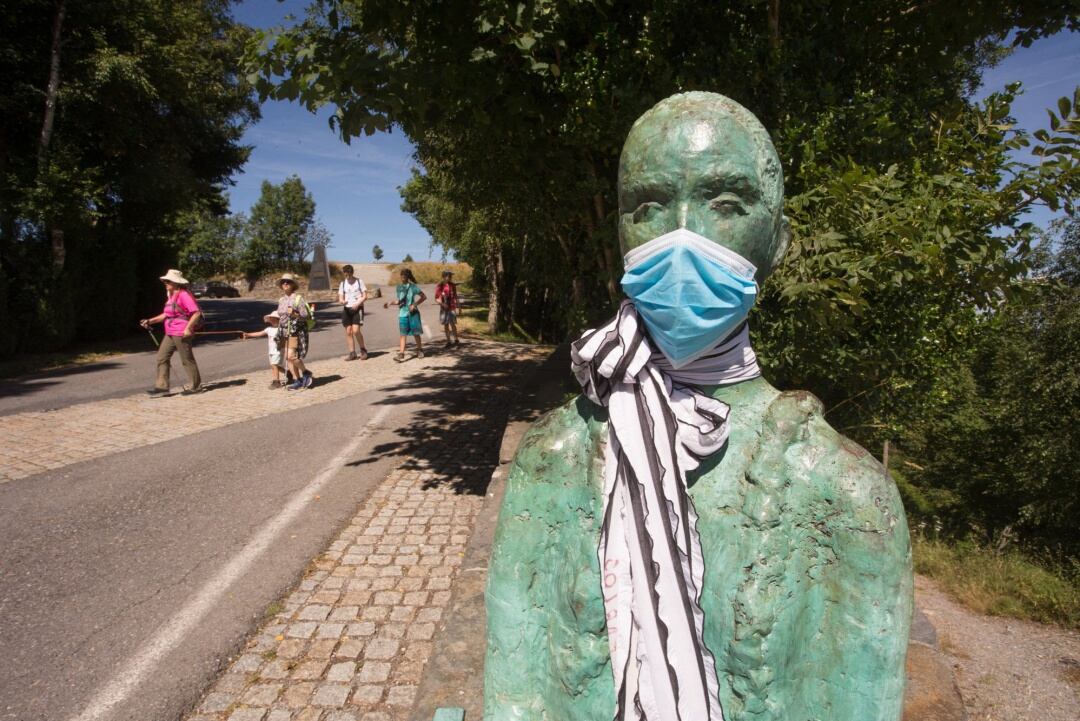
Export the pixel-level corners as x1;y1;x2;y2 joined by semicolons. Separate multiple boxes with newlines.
140;268;203;396
338;264;369;361
434;269;461;348
277;273;315;390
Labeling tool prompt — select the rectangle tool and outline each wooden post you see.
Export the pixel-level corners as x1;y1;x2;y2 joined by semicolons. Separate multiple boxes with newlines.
882;439;891;478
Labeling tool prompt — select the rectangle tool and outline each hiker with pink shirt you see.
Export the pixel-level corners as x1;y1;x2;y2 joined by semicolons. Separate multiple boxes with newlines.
140;269;203;396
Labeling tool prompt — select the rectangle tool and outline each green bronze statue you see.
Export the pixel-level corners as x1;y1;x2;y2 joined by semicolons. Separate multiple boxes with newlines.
483;92;913;721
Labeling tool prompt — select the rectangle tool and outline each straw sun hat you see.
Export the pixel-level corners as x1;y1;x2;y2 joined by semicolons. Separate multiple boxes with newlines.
159;269;189;285
278;273;300;287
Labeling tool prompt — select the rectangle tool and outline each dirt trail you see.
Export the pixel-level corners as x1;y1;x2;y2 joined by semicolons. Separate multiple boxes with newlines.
346;262;393;287
915;575;1080;720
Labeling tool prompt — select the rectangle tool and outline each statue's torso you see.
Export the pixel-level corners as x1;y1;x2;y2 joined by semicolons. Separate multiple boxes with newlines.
485;380;912;721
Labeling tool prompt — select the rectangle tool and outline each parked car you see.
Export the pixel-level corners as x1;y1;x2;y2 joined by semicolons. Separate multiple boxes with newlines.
191;280;240;298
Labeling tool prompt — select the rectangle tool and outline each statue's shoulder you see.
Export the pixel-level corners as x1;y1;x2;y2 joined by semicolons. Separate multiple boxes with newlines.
507;394;606;489
762;389;907;536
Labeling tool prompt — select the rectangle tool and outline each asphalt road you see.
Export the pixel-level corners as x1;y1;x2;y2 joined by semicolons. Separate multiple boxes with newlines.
0;284;447;416
0;365;500;721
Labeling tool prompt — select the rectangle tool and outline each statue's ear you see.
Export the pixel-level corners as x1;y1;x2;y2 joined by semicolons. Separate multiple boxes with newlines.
770;215;792;273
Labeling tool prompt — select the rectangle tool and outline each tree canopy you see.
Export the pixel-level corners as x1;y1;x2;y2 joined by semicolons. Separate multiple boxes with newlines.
0;0;257;352
247;0;1080;551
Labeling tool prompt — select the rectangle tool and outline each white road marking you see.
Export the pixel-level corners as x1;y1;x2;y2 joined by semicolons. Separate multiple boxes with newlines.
68;403;394;721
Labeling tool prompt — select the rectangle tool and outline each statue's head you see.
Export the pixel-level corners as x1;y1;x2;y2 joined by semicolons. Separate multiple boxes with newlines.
618;92;789;282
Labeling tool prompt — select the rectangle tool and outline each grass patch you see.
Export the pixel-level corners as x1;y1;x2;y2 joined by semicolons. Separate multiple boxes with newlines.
0;333;151;379
913;536;1080;629
263;600;283;618
388;261;472;284
455;304;538;343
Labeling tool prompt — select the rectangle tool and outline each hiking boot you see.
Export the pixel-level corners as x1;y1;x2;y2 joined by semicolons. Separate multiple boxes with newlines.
345;351;358;361
269;380;282;389
147;388;167;396
359;348;368;360
286;378;304;390
416;349;425;359
302;371;314;389
394;352;406;363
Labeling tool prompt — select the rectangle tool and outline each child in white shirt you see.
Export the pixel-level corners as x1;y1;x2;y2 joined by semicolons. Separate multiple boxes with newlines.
242;314;286;388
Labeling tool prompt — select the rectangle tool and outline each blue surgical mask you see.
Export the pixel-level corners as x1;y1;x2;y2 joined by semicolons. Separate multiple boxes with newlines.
621;228;758;369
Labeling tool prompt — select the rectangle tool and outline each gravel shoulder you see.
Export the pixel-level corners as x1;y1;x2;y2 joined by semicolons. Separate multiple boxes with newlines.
915;574;1080;721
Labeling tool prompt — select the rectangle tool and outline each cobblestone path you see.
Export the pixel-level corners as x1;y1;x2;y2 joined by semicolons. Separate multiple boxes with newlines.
176;344;549;721
186;467;478;721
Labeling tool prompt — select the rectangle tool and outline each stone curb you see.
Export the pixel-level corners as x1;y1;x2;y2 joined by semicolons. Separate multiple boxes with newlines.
407;346;572;721
903;609;968;720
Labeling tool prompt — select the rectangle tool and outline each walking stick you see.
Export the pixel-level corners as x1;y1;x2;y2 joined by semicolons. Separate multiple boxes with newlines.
146;327;159;347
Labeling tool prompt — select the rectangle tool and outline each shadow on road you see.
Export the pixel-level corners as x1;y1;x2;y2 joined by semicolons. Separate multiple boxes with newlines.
347;345;566;497
0;361;125;398
201;378;248;392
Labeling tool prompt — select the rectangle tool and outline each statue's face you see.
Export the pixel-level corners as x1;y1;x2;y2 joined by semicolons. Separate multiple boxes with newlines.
618;108;787;280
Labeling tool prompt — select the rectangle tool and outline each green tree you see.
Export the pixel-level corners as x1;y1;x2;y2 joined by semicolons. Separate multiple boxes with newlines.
244;175;316;277
756;88;1079;428
402;253;414;263
179;210;247;280
372;244;384;261
0;0;257;354
900;218;1080;555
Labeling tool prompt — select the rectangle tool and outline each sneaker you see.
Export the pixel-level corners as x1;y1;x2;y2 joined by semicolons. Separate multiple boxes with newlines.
359;348;368;360
302;371;314;389
269;380;282;389
416;349;424;359
286;378;304;390
147;387;167;396
345;352;358;361
394;352;406;363
181;387;204;396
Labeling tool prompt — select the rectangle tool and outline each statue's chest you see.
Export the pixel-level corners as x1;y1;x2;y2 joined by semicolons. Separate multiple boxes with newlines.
570;424;777;614
581;421;814;605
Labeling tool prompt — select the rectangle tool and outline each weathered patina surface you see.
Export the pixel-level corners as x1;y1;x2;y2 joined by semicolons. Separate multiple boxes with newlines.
484;93;912;721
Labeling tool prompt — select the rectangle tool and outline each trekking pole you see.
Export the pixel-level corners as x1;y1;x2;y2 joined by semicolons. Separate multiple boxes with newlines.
146;327;159;347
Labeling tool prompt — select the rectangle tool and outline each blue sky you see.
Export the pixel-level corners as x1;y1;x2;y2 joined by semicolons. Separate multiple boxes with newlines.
228;1;1078;262
979;30;1080;231
229;0;431;264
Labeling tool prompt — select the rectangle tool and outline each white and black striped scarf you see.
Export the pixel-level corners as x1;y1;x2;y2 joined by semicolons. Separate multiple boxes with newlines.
571;300;761;721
